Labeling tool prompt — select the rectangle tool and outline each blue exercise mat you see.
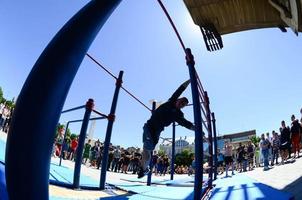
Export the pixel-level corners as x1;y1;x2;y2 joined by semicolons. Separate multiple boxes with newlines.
49;163;99;187
0;139;6;162
0;161;8;200
120;175;208;187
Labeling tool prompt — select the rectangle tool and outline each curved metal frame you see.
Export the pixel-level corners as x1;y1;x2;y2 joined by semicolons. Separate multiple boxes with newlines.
5;1;121;199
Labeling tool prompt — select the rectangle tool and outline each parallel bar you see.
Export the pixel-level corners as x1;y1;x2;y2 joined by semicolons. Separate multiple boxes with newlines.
211;112;218;180
59;116;106;166
170;122;176;180
61;105;85;114
73;99;94;188
186;48;203;200
147;101;157;186
5;1;121;199
100;71;123;189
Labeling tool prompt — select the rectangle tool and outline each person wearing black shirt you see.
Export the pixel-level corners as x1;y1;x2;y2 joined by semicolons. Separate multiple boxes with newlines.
280;121;291;164
290;115;301;158
137;80;194;178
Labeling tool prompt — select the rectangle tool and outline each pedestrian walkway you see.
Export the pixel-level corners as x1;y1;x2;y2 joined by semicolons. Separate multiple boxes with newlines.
244;158;302;200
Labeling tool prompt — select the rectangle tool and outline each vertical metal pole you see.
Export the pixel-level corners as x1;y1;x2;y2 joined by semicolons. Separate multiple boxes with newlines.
147;101;157;186
5;1;121;199
100;71;123;189
211;112;218;180
170;122;176;180
73;99;94;189
59;122;70;166
204;91;213;188
185;48;203;200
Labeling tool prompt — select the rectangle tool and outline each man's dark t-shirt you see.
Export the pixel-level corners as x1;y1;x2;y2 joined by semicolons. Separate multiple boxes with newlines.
146;84;193;143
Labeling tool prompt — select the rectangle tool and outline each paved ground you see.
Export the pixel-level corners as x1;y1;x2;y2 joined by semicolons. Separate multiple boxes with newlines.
243;157;302;200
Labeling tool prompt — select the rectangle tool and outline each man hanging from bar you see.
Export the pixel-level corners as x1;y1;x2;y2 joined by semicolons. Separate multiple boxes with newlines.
138;80;195;178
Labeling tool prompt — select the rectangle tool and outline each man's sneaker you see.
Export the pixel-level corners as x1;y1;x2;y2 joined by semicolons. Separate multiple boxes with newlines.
137;167;150;179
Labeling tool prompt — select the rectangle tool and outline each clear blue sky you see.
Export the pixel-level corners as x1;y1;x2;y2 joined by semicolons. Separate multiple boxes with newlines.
1;1;301;148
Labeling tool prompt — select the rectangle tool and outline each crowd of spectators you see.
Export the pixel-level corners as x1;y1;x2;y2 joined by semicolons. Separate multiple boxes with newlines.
218;111;302;177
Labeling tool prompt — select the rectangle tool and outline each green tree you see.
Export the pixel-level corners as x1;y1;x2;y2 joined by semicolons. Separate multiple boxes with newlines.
175;148;194;167
250;135;261;147
55;124;71;140
157;149;165;157
0;87;3;103
4;99;15;109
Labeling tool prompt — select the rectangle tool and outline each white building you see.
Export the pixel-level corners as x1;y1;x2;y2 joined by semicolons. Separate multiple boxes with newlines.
159;136;209;159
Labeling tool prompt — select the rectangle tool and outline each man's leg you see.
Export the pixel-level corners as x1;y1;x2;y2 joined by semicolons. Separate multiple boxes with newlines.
141;148;151;170
137;148;152;178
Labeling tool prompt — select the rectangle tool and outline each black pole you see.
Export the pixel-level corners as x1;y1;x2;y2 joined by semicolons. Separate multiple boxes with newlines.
73;99;94;189
147;101;157;186
212;112;218;180
100;71;123;189
186;48;204;200
5;1;121;199
170;122;176;180
204;91;213;188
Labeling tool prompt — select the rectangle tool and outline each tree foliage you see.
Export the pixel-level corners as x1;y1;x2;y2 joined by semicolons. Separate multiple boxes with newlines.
175;148;194;167
250;135;261;148
0;87;3;103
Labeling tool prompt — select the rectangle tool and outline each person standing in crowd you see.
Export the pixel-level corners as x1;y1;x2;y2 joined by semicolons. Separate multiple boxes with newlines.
236;143;244;173
224;141;234;177
111;146;121;172
96;142;104;169
151;151;159;176
83;139;91;164
121;149;131;174
271;131;280;165
217;149;224;175
247;141;255;171
107;144;114;171
137;80;195;178
260;133;270;171
162;155;170;176
61;138;70;160
242;146;248;172
0;102;5;130
69;136;78;161
266;132;272;165
280;121;291;164
132;149;142;174
0;105;10;132
290;115;301;158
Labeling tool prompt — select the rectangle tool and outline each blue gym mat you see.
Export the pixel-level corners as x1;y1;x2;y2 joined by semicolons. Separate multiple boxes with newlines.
120;175;208;187
0;139;6;162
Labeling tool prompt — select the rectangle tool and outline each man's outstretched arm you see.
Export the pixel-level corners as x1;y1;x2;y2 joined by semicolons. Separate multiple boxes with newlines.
169;79;190;102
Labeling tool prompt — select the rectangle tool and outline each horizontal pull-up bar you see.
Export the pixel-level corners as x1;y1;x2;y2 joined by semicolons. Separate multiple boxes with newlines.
61;105;86;114
92;109;108;118
86;53;152;112
66;116;107;124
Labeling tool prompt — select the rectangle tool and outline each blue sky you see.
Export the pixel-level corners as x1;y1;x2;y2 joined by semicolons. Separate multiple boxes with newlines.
1;1;302;148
